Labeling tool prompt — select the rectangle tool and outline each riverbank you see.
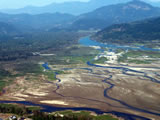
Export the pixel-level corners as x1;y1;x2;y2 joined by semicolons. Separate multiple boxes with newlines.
0;36;160;120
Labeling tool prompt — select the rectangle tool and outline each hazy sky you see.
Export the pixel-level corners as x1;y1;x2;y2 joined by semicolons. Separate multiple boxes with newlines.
0;0;160;9
0;0;89;9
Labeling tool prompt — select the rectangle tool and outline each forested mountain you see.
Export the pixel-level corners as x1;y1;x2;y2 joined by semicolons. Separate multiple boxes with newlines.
0;32;80;61
1;0;160;32
70;0;160;30
0;22;17;35
0;0;130;15
0;12;75;31
93;17;160;44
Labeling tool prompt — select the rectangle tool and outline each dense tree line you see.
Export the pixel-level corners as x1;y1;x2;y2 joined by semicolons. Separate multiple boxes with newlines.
32;111;92;120
0;68;11;79
0;104;30;116
0;32;79;61
0;104;93;120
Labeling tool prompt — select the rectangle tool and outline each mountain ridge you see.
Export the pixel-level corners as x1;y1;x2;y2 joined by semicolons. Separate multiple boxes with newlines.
92;16;160;45
0;12;75;31
70;0;160;30
0;0;130;15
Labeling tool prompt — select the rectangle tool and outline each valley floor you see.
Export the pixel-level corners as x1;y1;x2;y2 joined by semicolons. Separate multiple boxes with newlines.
0;61;160;120
0;39;160;120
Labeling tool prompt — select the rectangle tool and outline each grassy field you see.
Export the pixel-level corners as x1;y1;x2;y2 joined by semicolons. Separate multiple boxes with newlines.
63;55;95;64
43;70;66;81
91;57;108;64
115;48;125;53
47;55;95;65
0;81;6;91
0;68;13;91
0;45;98;90
68;46;99;56
122;50;160;58
127;59;151;64
47;46;99;65
118;50;160;64
15;63;44;76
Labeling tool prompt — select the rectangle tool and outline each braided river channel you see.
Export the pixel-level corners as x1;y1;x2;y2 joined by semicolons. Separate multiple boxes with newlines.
1;36;160;120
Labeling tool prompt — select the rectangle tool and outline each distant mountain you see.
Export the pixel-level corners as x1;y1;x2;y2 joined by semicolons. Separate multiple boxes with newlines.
93;17;160;44
0;13;75;31
0;0;130;15
70;0;160;30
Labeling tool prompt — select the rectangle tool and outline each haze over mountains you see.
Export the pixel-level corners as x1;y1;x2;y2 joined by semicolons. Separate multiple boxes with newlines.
0;0;160;35
0;0;160;62
0;0;130;15
70;0;160;30
0;13;75;31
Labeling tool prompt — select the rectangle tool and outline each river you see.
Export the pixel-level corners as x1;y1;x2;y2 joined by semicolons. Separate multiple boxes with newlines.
1;37;160;120
79;36;160;52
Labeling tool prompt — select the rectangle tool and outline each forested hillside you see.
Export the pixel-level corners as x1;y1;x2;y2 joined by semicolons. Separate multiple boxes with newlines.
0;22;17;35
0;0;130;15
0;13;75;31
93;17;160;45
0;32;80;61
71;0;160;30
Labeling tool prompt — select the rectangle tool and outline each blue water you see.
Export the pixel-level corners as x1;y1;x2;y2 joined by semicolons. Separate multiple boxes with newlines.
42;62;51;70
87;62;160;116
0;62;156;120
1;37;160;120
79;36;160;51
80;37;160;119
0;100;151;120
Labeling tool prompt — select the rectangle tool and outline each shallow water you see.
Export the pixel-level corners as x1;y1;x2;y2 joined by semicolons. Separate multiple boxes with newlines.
79;36;160;51
1;37;160;120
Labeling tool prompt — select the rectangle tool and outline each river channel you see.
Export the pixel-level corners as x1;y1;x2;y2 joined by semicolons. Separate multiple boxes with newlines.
1;37;160;120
